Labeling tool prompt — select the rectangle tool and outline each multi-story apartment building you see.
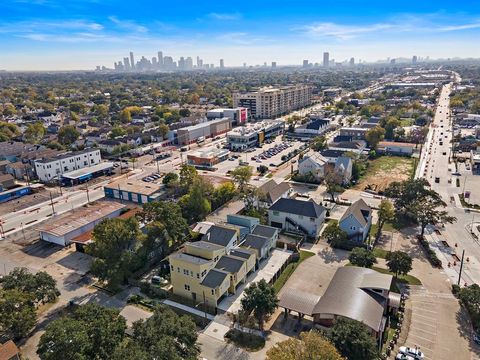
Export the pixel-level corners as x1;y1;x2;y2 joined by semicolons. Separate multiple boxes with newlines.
34;149;102;183
226;120;285;151
169;222;279;308
233;85;313;119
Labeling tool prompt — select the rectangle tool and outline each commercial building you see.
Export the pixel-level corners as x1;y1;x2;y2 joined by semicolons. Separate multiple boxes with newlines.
60;162;114;186
104;179;165;204
206;107;248;125
233;85;313;119
377;141;416;156
339;127;369;140
176;118;231;145
34;149;102;183
187;147;230;169
323;52;330;67
38;202;126;246
226;120;284;151
291;118;330;139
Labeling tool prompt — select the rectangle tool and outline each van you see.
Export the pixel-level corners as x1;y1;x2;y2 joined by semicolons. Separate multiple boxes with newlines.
180;146;189;152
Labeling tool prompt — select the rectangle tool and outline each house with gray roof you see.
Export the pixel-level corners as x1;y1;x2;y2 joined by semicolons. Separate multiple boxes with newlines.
258;179;292;206
339;199;372;243
334;156;353;184
241;234;271;262
202;225;238;250
252;224;279;249
268;198;326;238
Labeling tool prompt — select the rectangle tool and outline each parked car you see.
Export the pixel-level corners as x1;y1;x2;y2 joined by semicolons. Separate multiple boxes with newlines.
396;354;415;360
399;346;424;359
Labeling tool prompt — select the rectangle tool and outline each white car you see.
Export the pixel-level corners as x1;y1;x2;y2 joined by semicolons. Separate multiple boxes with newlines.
396;354;415;360
399;346;424;359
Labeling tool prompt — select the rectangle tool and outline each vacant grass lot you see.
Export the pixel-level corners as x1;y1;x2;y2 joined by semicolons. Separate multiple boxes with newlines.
356;156;416;192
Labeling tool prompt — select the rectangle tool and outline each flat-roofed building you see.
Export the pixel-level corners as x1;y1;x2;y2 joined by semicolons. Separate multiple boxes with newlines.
176;117;231;145
38;202;126;246
233;85;313;119
104;179;164;204
187;147;230;169
206;107;248;125
34;149;102;183
226;120;284;151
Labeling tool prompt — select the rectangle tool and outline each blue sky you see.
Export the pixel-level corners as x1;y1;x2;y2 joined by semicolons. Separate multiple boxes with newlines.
1;0;480;70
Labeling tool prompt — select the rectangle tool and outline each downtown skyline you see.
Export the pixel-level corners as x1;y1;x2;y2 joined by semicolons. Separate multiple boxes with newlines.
1;0;480;70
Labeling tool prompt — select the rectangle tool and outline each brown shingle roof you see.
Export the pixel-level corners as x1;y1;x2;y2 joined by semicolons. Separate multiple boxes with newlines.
0;340;20;360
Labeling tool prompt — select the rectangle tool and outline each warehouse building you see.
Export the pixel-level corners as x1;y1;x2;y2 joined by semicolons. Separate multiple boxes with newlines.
104;179;165;204
187;147;230;169
38;202;125;246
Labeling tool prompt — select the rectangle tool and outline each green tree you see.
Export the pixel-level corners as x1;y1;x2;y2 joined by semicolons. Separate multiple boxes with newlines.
385;178;456;237
348;247;377;268
323;222;349;248
386;251;413;278
179;108;191;117
365;126;385;150
375;199;395;240
240;279;278;330
137;201;189;255
0;122;20;141
123;305;200;360
231;166;252;192
457;284;480;329
24;121;46;143
110;125;127;138
38;317;90;360
328;318;378;360
0;289;36;339
158;123;169;139
179;164;198;192
87;217;142;290
2;103;17;116
69;102;86;114
178;178;212;223
1;267;60;305
211;181;237;209
310;136;327;151
324;169;343;202
58;125;80;145
162;172;179;186
38;304;126;360
267;331;343;360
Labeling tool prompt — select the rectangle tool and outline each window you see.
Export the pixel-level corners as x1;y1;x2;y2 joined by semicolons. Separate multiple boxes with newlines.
197;273;200;279
183;269;189;275
310;217;315;222
299;215;304;219
273;211;279;216
350;226;356;231
170;265;174;271
184;284;190;291
177;267;180;273
211;289;215;295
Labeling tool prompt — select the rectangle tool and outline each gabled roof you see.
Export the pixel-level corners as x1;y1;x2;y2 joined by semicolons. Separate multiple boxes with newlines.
201;269;229;289
279;288;321;316
214;255;246;273
313;266;393;332
335;156;353;171
202;225;237;247
230;248;256;260
299;153;328;169
242;234;269;250
269;198;325;218
258;180;291;204
339;199;371;226
251;224;278;239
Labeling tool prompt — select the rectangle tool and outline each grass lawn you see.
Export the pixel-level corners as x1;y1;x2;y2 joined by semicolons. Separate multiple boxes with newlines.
372;247;391;259
368;156;415;176
272;250;315;294
372;266;422;287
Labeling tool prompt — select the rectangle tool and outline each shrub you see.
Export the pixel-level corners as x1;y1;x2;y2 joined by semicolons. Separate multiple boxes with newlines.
452;284;461;296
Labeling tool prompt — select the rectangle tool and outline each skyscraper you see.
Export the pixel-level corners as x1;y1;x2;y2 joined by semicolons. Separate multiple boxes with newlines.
152;57;157;67
349;57;355;66
220;59;224;69
303;59;309;68
157;51;163;67
271;62;277;68
129;51;135;70
412;55;418;64
323;52;329;67
186;57;193;69
123;57;130;70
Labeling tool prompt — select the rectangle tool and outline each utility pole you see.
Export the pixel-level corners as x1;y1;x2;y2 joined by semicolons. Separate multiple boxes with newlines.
156;156;160;173
49;192;55;215
86;183;90;204
458;249;465;286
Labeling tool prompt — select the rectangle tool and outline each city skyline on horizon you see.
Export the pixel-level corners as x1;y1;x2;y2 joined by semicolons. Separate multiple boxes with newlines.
1;0;480;71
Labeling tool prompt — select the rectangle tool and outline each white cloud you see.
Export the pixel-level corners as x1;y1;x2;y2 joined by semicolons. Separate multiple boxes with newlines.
299;22;394;40
439;23;480;31
108;16;148;33
207;12;241;21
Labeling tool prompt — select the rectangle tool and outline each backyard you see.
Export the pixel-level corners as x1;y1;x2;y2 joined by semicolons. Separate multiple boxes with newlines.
355;156;416;193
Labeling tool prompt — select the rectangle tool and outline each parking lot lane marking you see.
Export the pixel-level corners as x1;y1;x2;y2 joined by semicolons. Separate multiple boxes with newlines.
409;325;437;336
410;319;437;329
407;333;436;346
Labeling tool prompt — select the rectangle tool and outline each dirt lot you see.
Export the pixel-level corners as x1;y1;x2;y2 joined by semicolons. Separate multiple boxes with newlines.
355;156;416;192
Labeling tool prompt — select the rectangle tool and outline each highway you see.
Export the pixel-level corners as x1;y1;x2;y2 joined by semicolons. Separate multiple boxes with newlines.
417;77;480;286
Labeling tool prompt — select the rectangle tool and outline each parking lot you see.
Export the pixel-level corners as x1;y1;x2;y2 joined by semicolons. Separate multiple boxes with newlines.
213;137;306;176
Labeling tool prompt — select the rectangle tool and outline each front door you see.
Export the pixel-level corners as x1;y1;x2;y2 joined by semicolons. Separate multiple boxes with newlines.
192;292;197;301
